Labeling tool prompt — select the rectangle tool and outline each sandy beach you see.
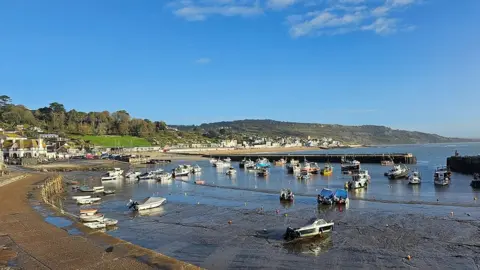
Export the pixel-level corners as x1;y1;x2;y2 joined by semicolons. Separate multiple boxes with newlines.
0;173;199;269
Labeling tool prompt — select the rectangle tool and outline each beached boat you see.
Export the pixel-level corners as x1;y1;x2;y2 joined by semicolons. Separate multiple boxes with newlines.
317;188;334;205
104;218;118;226
347;170;370;189
72;195;91;200
79;213;104;222
173;166;190;177
471;173;480;188
192;165;202;173
320;163;333;176
280;189;294;201
296;170;310;180
434;166;451;186
79;186;94;192
107;168;124;177
385;164;409;179
103;189;115;195
101;175;119;182
408;171;422;185
83;222;106;229
226;167;237;176
257;168;269;177
333;189;349;204
126;171;141;179
77;197;101;204
341;158;361;174
128;196;167;211
93;186;104;193
284;218;334;241
80;209;98;215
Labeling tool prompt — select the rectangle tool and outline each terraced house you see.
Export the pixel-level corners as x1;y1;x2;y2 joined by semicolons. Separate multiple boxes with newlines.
1;132;47;159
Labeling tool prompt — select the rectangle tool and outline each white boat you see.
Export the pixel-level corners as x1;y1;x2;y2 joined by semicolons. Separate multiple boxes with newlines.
80;209;97;215
280;189;294;201
223;157;231;162
284;219;334;241
296;170;310;180
80;213;104;222
101;175;118;182
347;170;370;189
244;160;255;169
192;165;202;173
107;168;124;177
213;160;230;168
126;171;141;179
173;166;190;177
104;218;118;226
93;186;104;193
226;167;237;176
158;172;172;181
434;166;451;186
385;164;409;179
127;196;167;211
83;222;106;229
209;158;218;164
408;171;422;185
77;197;102;204
138;169;164;180
72;195;91;200
103;189;115;195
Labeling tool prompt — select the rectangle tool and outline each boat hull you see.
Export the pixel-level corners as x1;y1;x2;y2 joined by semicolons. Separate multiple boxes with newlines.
471;181;480;189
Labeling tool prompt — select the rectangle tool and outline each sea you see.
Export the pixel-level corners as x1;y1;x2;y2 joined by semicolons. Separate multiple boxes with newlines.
58;142;480;269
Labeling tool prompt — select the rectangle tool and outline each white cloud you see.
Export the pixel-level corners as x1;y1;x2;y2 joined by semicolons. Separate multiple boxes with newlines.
168;0;421;37
170;0;263;21
195;58;212;64
267;0;297;10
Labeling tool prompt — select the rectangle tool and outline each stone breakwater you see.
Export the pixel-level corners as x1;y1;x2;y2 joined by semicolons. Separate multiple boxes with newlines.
447;156;480;174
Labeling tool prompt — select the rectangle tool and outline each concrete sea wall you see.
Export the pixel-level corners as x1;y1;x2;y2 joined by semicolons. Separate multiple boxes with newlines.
447;156;480;174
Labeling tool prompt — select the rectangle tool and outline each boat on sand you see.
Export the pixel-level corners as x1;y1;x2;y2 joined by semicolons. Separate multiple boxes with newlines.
284;218;334;241
128;196;166;211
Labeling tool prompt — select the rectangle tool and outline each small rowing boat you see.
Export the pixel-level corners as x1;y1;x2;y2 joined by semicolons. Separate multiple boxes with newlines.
84;222;106;229
79;213;104;222
79;209;98;216
77;197;101;204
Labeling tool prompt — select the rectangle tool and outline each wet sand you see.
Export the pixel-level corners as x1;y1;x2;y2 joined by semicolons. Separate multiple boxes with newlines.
0;174;198;269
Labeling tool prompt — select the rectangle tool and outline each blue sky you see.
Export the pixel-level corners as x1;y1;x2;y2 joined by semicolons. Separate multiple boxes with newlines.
0;0;479;137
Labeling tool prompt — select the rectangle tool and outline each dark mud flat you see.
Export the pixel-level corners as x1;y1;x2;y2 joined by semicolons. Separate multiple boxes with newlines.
108;202;480;270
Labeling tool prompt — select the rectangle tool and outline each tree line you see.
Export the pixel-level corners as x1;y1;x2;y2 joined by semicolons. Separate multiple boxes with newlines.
0;95;167;138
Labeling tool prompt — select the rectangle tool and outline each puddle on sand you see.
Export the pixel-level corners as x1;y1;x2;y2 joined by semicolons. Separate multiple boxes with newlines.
45;216;73;228
67;228;82;235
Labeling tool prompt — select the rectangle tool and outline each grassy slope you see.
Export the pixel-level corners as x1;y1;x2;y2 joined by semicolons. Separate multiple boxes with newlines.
70;135;152;147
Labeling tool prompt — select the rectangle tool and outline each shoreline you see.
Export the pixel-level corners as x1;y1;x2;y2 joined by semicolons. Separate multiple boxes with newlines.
0;173;199;269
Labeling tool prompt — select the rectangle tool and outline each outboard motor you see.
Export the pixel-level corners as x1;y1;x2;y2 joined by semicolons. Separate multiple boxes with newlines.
284;227;298;241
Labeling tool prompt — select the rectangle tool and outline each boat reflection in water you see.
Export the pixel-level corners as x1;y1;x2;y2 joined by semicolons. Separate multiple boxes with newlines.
317;201;349;214
283;234;333;256
279;200;293;209
350;187;367;199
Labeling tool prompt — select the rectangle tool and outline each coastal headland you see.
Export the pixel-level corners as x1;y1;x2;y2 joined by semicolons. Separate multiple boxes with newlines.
0;173;199;269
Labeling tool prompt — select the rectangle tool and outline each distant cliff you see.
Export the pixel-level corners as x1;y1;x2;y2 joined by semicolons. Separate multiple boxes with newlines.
174;119;475;145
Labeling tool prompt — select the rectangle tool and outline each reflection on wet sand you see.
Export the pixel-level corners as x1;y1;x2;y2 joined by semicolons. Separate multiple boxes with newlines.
283;235;333;256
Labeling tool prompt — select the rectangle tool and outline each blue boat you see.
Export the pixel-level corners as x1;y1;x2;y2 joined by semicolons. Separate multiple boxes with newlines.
317;188;334;205
334;189;349;204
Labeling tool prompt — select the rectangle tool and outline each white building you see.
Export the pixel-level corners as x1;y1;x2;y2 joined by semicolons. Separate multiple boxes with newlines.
2;137;47;159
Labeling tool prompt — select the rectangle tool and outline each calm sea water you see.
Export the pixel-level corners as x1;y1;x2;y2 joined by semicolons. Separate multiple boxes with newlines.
60;142;480;268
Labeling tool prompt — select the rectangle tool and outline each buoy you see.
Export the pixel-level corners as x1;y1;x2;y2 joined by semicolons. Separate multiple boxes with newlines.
284;213;288;217
407;255;411;260
228;220;232;224
450;211;454;217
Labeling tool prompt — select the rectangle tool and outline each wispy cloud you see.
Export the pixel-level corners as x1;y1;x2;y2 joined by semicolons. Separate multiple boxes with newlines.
195;57;212;64
168;0;421;37
170;0;263;21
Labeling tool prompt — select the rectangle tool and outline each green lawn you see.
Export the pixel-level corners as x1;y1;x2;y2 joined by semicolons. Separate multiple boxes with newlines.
70;135;152;147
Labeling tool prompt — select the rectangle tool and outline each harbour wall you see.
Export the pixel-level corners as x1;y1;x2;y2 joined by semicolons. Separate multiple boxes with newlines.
447;156;480;174
40;174;63;204
207;153;417;164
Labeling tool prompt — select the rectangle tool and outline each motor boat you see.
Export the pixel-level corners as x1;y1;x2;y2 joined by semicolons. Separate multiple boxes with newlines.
280;189;294;201
320;164;333;176
106;168;124;177
244;160;255;169
79;213;104;222
296;170;310;180
287;163;301;174
77;197;101;204
158;172;172;181
103;189;115;195
128;196;167;211
223;157;231;163
333;189;349;204
434;166;451;186
173;166;190;177
72;195;91;200
214;160;230;168
126;171;141;179
79;209;97;216
209;158;217;164
408;170;422;185
79;186;94;192
317;188;334;205
341;157;360;174
93;186;104;193
192;165;202;173
104;218;118;226
255;158;270;168
138;169;164;180
385;164;409;179
302;162;320;174
226;167;237;176
275;159;286;166
101;175;119;182
346;170;370;189
83;222;106;229
284;218;334;241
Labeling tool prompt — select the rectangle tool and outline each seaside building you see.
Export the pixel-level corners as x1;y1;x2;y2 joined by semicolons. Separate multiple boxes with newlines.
1;135;47;159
